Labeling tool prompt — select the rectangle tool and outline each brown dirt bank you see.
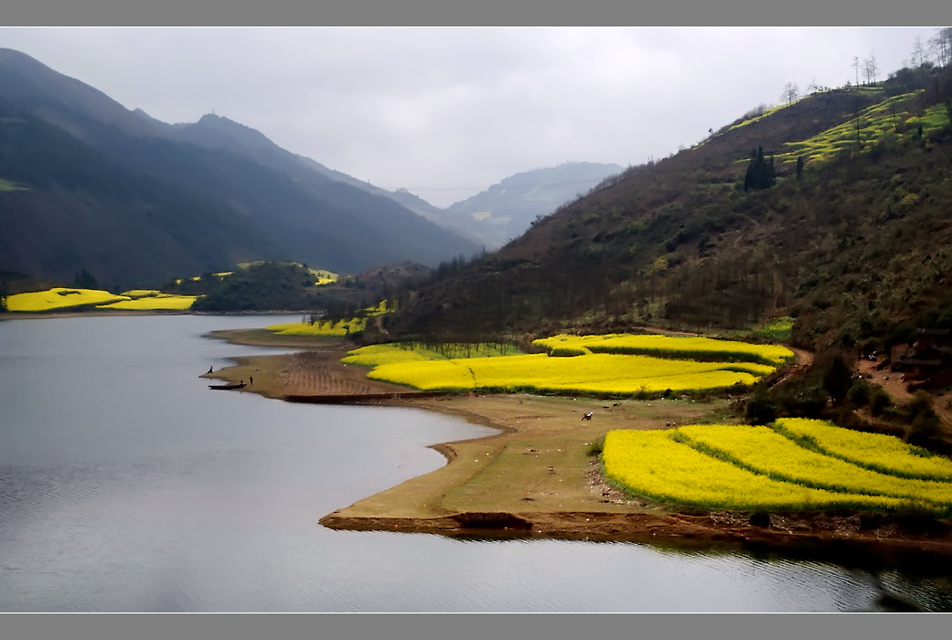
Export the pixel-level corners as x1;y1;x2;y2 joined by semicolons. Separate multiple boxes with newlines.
205;330;952;564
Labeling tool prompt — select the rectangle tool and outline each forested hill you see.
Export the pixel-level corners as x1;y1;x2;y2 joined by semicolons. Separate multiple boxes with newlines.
385;62;952;355
0;48;480;288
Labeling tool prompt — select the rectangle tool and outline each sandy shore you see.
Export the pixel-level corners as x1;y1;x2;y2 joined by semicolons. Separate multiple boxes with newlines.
203;329;952;565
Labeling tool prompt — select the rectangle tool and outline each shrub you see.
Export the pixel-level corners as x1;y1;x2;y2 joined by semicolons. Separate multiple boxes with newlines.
870;388;892;416
904;391;946;453
775;382;828;419
745;388;777;425
847;379;872;408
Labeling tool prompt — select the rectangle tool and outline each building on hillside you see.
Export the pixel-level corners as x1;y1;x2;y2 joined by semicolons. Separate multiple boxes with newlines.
891;328;952;388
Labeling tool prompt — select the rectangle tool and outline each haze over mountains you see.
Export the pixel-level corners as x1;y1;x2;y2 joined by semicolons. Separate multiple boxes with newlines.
441;161;624;250
0;47;617;289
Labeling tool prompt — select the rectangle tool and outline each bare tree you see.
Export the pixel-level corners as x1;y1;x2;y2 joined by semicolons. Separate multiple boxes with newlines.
781;82;800;105
912;36;927;67
852;56;860;87
929;27;952;67
863;55;878;84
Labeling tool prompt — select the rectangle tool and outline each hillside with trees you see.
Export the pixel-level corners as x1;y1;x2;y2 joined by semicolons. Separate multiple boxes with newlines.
0;48;481;289
382;54;952;362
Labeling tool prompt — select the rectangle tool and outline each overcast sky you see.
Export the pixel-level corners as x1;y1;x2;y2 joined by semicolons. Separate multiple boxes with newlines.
0;27;944;207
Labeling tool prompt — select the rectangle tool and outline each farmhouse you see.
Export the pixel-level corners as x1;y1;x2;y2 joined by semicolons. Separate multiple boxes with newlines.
891;328;952;387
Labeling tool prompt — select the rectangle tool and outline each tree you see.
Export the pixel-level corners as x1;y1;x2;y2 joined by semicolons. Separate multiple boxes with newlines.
912;36;927;67
863;55;878;85
820;351;852;407
743;146;776;192
781;82;800;105
929;27;952;67
73;269;99;289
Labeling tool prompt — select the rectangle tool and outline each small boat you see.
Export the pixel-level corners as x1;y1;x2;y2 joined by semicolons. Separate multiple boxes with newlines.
208;382;246;390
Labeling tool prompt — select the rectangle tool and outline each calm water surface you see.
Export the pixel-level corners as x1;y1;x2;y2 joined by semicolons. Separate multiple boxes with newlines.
1;315;951;612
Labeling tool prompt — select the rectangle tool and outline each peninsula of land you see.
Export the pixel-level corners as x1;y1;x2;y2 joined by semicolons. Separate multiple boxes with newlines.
202;329;952;567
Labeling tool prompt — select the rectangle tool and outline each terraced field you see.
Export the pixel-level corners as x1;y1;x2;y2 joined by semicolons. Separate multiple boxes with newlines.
603;419;952;515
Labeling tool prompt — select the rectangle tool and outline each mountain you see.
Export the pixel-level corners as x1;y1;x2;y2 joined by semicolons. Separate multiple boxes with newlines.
289;155;483;244
0;48;481;288
441;162;624;250
384;61;952;357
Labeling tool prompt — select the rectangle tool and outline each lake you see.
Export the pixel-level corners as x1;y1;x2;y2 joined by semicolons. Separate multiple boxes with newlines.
1;314;951;612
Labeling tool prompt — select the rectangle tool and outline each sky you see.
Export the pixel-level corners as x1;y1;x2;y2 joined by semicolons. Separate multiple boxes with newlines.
0;27;945;208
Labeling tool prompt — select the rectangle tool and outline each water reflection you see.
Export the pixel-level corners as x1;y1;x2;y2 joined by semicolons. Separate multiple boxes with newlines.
1;315;951;611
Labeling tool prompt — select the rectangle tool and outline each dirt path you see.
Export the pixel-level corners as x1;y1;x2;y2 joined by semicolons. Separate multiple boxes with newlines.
857;358;912;403
856;358;952;430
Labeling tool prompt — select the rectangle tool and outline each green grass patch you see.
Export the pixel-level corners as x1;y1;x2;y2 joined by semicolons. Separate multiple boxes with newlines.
726;102;793;133
753;317;794;342
774;91;949;171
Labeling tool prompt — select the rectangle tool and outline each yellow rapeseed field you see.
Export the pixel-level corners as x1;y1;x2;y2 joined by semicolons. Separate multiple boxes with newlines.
267;302;391;337
6;288;128;312
342;342;519;367
532;333;794;366
676;424;952;508
602;429;910;512
341;344;436;366
267;319;367;337
7;287;198;312
364;351;774;394
97;294;197;310
775;418;952;482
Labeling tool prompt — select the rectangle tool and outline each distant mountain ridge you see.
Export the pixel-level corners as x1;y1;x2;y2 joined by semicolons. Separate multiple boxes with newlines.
441;162;624;249
0;47;481;288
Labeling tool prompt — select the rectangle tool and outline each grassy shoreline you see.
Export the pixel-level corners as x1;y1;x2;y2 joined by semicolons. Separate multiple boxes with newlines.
201;328;952;562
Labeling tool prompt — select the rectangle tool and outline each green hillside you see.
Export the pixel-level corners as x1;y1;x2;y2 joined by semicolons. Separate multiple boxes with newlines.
384;62;952;359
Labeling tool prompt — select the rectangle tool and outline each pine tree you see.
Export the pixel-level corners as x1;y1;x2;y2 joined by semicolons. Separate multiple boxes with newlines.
743;146;776;192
